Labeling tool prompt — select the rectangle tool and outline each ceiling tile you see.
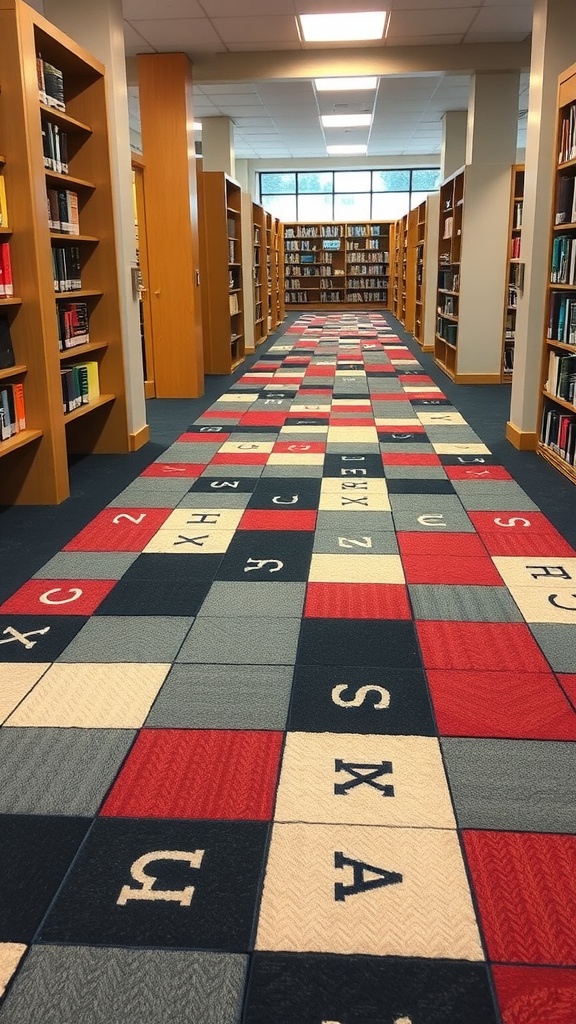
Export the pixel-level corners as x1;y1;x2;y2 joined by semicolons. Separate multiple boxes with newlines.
227;40;303;50
467;4;532;31
210;16;300;43
123;0;205;17
387;8;477;36
202;0;296;12
464;30;530;42
386;33;465;45
130;17;226;49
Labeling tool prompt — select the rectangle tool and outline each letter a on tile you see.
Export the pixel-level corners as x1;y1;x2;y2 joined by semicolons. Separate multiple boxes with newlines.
334;851;402;901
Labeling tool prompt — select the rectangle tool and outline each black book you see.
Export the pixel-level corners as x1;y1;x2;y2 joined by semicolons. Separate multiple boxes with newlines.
0;314;15;369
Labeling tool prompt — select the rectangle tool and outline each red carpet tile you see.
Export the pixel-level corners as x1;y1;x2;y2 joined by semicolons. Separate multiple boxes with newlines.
140;463;203;478
493;965;576;1024
63;507;172;551
477;531;576;557
0;578;115;616
401;553;503;585
397;531;488;557
273;441;326;453
211;452;269;464
382;452;442;466
101;729;283;820
445;465;513;481
239;509;317;531
417;621;552;672
463;831;576;965
304;582;412;619
557;675;576;709
177;432;231;442
469;511;569;537
240;412;287;426
426;669;576;740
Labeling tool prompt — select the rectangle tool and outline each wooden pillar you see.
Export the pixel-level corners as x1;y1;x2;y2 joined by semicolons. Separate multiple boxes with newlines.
137;53;204;397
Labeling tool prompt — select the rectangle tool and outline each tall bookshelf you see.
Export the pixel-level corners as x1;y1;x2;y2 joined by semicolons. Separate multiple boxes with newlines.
391;219;402;318
0;0;130;505
284;221;390;309
502;165;525;381
253;201;267;346
435;169;464;380
404;206;419;334
198;171;245;374
412;201;427;345
271;216;285;328
537;62;576;483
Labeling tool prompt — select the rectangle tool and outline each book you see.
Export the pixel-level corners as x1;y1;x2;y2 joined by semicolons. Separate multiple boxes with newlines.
0;243;13;297
12;382;26;431
36;53;47;105
43;61;65;112
0;175;8;228
0;314;15;369
57;301;89;349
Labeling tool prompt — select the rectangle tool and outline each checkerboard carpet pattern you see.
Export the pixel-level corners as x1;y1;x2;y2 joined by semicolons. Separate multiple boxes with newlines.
1;311;576;1023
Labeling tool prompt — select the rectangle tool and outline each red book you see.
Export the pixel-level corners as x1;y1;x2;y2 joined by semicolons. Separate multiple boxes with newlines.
1;242;13;297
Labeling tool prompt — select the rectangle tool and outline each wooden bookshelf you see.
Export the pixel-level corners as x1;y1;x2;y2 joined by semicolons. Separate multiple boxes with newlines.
284;221;390;309
272;217;285;327
198;171;245;374
252;201;267;346
391;219;402;318
502;165;525;381
435;169;464;381
0;0;130;504
537;61;576;484
413;200;428;348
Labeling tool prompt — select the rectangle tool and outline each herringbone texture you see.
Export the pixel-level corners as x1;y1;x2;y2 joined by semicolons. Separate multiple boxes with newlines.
0;311;575;1022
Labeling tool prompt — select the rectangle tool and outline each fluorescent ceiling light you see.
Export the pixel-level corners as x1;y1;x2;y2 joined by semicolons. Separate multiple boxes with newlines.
194;121;202;131
327;144;368;154
321;114;372;128
315;77;377;91
299;11;386;42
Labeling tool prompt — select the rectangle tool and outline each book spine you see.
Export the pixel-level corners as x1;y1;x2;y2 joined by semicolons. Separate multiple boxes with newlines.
1;243;13;297
12;382;26;431
0;175;8;229
37;54;47;105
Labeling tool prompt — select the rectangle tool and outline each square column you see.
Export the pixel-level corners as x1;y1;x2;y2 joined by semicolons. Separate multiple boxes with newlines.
441;110;467;180
202;117;236;178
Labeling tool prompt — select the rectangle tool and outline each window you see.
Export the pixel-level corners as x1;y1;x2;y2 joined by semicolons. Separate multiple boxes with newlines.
260;168;440;221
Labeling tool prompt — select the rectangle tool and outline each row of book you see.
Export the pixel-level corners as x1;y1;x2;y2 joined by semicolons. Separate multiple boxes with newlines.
513;199;523;230
550;234;576;284
348;291;386;302
438;269;460;292
347;240;385;252
437;319;458;346
347;278;388;289
348;263;386;274
37;56;65;111
545;351;576;404
0;383;26;441
547;292;576;344
510;235;521;259
42;121;69;175
285;291;311;303
61;361;100;414
554;174;576;225
52;246;81;292
47;189;79;234
0;242;14;298
57;301;90;350
229;293;240;315
320;291;344;302
0;176;8;228
439;296;457;316
541;407;576;465
558;102;576;165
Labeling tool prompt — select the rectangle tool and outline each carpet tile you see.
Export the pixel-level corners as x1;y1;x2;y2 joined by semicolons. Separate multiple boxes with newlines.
0;311;575;1022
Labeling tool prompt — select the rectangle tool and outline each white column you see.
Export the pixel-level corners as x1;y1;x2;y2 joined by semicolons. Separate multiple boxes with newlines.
44;0;146;440
508;0;576;446
202;116;236;177
441;110;467;179
456;71;519;378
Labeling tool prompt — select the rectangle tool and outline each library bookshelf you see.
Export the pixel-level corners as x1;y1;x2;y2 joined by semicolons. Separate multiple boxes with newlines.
271;216;285;328
435;169;464;380
502;165;525;382
198;171;245;374
537;62;576;484
252;201;267;347
0;0;130;505
284;221;390;310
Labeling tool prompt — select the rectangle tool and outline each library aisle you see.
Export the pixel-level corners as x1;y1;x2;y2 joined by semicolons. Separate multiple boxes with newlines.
0;311;576;1022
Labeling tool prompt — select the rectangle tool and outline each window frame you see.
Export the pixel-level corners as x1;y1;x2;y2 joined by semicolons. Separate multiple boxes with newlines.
259;168;440;221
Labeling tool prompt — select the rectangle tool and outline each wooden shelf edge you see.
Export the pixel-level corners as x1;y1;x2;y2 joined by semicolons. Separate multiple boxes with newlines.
0;428;43;458
546;338;576;352
55;289;103;299
63;394;115;424
0;363;27;380
0;297;23;307
50;233;99;243
39;103;92;134
542;389;576;413
538;442;576;483
59;341;109;360
45;170;96;190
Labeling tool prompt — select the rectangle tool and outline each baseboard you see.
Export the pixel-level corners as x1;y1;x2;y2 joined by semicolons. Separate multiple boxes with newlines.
506;421;538;450
130;424;150;451
454;372;502;385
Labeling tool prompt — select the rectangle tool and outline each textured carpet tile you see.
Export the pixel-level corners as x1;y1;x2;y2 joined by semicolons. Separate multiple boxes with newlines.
0;311;575;1023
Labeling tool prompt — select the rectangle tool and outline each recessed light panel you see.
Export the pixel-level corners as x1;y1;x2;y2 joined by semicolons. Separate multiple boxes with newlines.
315;77;378;91
326;144;368;154
299;12;387;42
321;114;372;128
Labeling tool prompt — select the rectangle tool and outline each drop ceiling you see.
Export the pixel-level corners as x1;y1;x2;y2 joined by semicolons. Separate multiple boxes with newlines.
122;0;533;160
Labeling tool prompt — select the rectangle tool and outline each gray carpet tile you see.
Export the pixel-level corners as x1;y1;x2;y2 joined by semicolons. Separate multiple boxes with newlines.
57;616;194;663
450;481;540;511
0;946;247;1024
197;582;306;618
326;443;381;454
145;664;294;730
176;615;301;665
0;728;135;815
408;584;524;621
261;465;324;478
379;443;436;453
107;482;193;507
422;428;483;443
313;530;399;555
529;623;576;672
200;464;265;478
441;737;576;833
33;552;139;580
383;466;448;480
155;443;221;462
